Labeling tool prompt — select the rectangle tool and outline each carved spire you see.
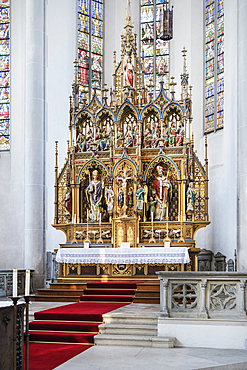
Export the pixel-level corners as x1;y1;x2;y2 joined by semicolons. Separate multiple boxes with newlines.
124;0;133;28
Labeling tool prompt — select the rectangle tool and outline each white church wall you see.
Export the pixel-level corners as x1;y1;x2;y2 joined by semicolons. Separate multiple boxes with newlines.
195;0;238;266
0;0;26;269
45;0;76;254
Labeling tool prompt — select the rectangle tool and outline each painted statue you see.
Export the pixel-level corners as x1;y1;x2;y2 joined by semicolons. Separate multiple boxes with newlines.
124;57;134;87
168;122;177;146
105;185;114;212
143;126;152;148
152;165;172;220
128;187;133;207
175;123;185;146
118;187;124;208
117;169;133;194
76;130;86;152
149;195;157;220
86;170;104;221
136;184;145;211
64;188;71;215
125;125;134;147
186;182;196;212
99;127;110;151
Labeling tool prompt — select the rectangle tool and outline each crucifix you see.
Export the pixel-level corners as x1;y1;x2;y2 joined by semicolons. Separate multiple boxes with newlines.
117;165;133;217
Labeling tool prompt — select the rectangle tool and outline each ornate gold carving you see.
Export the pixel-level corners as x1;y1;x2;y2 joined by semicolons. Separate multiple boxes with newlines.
112;264;131;276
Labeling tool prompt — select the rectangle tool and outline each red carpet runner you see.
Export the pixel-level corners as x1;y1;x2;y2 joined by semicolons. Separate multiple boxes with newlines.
27;282;137;370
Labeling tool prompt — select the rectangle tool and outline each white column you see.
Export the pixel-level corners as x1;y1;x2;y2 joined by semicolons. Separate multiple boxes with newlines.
24;0;45;289
237;0;247;271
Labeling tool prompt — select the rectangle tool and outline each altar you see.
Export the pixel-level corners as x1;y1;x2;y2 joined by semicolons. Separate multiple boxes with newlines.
52;2;210;283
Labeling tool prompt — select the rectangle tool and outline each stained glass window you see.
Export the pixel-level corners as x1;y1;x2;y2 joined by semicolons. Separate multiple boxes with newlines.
205;0;224;133
78;0;103;105
0;0;10;151
141;0;169;96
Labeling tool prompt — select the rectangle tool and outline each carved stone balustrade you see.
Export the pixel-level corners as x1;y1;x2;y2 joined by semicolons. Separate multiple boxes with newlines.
157;271;247;320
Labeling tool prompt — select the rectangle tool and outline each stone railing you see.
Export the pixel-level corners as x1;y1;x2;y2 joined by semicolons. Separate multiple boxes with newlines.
157;272;247;319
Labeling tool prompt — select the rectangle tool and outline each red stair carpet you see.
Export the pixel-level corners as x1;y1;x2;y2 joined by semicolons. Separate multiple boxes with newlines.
26;282;137;370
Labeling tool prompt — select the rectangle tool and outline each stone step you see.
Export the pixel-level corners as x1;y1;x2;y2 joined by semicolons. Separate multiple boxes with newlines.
94;334;176;348
102;313;158;326
99;323;157;336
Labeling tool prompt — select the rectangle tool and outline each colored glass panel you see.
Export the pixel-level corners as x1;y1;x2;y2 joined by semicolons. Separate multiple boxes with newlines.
204;0;224;133
78;0;104;103
141;0;169;96
0;0;9;151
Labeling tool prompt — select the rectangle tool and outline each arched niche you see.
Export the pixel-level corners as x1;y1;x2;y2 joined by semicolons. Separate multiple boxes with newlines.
143;155;180;221
113;158;138;218
77;159;110;223
141;107;161;149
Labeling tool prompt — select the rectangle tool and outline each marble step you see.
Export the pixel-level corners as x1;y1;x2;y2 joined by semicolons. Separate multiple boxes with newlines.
102;313;158;325
94;334;176;348
99;323;157;336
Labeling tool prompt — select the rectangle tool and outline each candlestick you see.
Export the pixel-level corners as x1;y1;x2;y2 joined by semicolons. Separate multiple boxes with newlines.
13;269;17;297
25;270;30;296
181;211;183;222
149;211;156;243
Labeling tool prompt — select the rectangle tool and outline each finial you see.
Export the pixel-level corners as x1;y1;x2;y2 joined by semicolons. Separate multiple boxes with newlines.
124;0;133;28
55;141;58;168
181;46;187;74
101;83;109;105
73;59;78;84
147;76;154;102
169;76;177;100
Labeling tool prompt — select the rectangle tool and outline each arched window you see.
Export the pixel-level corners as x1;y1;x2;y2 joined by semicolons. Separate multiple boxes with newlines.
205;0;224;133
140;0;169;97
0;0;10;151
78;0;104;106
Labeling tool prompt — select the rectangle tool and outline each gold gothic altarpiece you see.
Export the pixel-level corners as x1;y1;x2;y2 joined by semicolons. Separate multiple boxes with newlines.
53;5;210;281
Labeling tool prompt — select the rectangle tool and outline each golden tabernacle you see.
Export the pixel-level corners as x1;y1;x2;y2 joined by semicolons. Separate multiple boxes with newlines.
53;5;210;281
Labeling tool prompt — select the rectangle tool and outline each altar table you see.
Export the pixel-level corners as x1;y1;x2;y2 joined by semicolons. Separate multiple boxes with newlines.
56;247;190;265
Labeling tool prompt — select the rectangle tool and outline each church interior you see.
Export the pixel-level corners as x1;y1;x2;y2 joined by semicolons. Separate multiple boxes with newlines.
1;0;247;369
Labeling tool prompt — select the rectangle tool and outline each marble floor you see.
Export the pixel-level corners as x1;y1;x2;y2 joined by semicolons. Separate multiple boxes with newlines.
54;346;247;370
3;299;247;369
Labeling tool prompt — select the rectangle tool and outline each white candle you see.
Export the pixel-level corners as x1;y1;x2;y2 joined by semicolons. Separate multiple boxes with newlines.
13;269;17;297
166;207;168;218
74;214;77;224
25;270;30;296
99;213;101;224
87;209;89;219
151;211;153;223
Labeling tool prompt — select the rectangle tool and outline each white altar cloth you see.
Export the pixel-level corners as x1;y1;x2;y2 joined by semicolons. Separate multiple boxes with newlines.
56;247;190;265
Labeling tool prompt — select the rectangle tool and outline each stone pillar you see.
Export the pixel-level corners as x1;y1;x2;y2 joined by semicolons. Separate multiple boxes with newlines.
24;0;45;290
237;0;247;271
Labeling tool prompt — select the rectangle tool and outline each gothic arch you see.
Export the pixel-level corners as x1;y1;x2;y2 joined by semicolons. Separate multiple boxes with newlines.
77;158;110;185
143;155;180;183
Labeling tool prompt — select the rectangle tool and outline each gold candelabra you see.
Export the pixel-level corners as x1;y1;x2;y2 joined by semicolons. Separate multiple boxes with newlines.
149;212;156;243
164;217;171;245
